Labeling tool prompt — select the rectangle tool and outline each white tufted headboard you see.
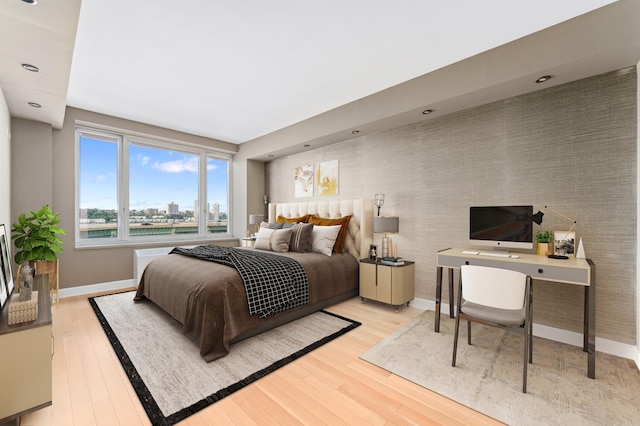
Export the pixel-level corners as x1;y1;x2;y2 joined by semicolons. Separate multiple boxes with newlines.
268;199;373;260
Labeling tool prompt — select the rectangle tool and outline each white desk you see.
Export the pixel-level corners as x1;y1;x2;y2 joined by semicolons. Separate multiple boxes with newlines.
436;247;596;379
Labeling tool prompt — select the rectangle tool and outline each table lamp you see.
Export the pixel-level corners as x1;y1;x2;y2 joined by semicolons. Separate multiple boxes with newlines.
249;214;264;236
373;216;399;258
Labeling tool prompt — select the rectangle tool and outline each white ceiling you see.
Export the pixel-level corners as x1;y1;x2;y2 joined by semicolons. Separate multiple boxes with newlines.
2;0;640;152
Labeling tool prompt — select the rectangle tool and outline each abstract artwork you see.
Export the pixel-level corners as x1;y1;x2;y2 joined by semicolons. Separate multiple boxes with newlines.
294;163;314;197
316;160;339;196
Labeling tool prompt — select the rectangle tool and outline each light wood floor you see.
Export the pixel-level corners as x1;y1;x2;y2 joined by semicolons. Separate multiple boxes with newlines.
22;291;501;426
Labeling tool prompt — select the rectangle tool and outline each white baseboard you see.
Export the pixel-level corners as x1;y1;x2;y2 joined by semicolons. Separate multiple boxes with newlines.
410;297;639;367
58;279;136;299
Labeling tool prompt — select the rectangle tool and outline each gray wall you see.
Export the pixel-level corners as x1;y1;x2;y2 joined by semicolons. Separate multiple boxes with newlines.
0;89;10;230
266;68;638;345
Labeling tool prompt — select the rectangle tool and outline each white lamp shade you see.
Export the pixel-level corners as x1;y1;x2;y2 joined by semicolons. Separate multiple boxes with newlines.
249;214;264;224
373;216;399;234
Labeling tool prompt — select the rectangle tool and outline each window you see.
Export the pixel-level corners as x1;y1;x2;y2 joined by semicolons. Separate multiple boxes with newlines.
76;126;231;247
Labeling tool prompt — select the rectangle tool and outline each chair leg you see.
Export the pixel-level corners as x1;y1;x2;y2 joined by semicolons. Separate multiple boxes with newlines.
523;323;528;393
467;321;472;345
452;312;461;367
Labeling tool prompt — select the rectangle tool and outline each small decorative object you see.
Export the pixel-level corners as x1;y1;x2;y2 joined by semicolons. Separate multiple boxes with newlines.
576;238;586;259
8;291;38;325
535;230;553;256
369;244;377;261
19;262;33;301
554;231;576;257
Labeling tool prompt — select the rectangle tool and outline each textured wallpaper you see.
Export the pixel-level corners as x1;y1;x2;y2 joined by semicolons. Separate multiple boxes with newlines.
266;67;637;344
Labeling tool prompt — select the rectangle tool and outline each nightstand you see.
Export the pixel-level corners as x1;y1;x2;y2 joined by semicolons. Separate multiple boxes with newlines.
241;237;256;247
359;258;415;311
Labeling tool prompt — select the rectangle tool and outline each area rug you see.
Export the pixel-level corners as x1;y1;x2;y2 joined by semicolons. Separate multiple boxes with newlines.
361;310;640;426
90;291;360;426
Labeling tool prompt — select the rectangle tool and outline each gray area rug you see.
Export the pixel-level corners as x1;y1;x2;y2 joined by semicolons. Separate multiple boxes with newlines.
361;310;640;425
90;291;360;426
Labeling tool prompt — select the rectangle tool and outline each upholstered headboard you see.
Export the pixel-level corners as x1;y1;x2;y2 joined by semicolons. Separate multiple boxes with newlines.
268;199;373;260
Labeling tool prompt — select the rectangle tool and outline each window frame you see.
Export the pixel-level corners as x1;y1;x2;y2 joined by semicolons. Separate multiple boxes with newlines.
75;125;232;249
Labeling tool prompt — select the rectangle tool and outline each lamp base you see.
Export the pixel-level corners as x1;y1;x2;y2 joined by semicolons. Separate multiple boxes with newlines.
381;235;390;258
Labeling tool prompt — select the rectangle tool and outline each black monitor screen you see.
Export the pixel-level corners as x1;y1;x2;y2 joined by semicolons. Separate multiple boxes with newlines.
469;206;533;248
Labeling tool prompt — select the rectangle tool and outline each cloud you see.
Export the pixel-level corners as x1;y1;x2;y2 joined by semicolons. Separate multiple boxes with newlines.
153;156;198;173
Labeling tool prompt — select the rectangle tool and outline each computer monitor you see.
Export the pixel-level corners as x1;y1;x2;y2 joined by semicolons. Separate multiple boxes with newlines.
469;205;534;250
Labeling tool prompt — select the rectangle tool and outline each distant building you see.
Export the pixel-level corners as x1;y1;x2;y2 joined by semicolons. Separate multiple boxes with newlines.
167;202;179;215
211;203;220;221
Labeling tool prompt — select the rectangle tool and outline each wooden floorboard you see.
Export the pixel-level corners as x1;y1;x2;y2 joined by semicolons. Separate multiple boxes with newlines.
21;291;501;426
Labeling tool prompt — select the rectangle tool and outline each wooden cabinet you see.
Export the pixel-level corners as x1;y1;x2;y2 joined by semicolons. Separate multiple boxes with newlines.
0;276;52;424
360;259;415;311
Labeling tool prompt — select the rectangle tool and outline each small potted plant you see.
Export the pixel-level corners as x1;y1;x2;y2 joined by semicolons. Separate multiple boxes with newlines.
535;230;553;256
11;205;67;294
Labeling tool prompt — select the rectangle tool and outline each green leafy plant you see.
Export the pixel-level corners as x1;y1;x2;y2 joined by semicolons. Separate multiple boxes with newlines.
11;205;67;263
535;230;553;244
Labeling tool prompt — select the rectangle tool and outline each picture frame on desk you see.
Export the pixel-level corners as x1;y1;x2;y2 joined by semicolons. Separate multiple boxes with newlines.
0;224;14;298
554;231;576;257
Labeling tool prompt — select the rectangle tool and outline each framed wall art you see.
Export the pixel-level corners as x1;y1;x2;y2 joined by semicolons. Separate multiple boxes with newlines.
294;163;314;198
554;231;576;257
0;224;14;297
316;160;339;196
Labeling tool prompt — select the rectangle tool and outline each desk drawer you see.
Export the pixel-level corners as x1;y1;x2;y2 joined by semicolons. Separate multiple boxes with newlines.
508;263;589;285
438;254;497;269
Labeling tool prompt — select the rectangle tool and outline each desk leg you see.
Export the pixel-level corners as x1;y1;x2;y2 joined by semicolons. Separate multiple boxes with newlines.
448;268;454;318
435;266;443;332
585;260;596;379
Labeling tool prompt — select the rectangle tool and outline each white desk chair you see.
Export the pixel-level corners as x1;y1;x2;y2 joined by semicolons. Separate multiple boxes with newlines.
452;265;533;393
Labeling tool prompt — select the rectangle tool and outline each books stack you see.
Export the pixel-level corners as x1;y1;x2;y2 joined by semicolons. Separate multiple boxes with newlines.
380;257;404;266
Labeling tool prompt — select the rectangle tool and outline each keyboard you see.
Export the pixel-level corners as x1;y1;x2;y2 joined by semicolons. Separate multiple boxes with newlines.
478;252;511;258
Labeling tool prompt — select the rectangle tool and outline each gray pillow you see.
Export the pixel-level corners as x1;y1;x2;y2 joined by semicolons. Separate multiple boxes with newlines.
260;221;284;229
288;223;314;252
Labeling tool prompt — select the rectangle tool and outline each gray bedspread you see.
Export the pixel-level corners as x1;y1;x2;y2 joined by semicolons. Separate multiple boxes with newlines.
134;247;358;361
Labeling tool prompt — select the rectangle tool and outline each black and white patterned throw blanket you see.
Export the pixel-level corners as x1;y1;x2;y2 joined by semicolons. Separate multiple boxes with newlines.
170;245;309;318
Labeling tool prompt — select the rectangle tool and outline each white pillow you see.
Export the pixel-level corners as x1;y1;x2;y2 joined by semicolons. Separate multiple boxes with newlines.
311;225;342;257
254;227;292;252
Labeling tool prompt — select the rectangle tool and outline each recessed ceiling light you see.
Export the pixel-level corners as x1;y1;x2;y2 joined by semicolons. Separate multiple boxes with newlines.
28;102;41;108
536;75;551;83
422;109;433;115
21;63;40;72
21;0;38;4
351;130;360;134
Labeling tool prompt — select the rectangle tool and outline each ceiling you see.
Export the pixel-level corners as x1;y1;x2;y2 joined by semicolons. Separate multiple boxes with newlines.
2;0;640;157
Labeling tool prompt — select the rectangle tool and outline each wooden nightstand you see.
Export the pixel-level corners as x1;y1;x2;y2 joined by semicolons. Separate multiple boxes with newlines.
359;258;415;311
241;237;256;247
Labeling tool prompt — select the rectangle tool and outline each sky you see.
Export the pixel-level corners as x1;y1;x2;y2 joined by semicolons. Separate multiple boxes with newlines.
79;135;228;214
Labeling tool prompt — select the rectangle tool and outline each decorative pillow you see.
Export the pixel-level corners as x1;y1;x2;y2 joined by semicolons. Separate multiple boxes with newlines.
276;214;316;224
309;215;352;253
260;221;284;229
311;225;342;257
288;223;314;253
254;227;292;253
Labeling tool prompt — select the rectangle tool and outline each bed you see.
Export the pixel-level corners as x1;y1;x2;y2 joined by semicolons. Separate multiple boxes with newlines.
134;199;373;361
